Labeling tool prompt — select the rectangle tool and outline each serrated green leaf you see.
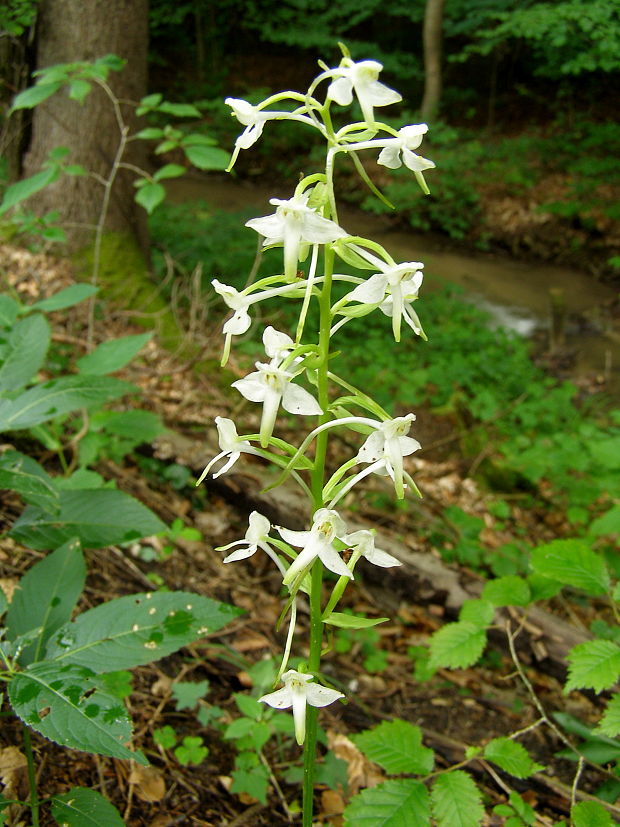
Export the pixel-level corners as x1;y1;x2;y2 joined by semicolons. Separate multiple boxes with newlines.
482;576;531;607
76;332;152;375
153;163;186;182
234;692;264;720
172;680;209;710
9;661;146;764
11;82;62;110
134;182;166;214
183;144;230;170
571;800;613;827
11;488;165;549
29;284;98;312
51;787;125;826
596;694;620;737
429;622;486;669
0;314;49;392
530;539;610;596
45;591;242;671
589;505;620;540
230;752;269;805
352;719;434;775
0;375;135;432
483;737;544;778
0;450;59;512
431;771;484;827
459;599;495;628
343;779;430;827
0;167;59;215
323;612;389;629
6;539;85;665
565;640;620;693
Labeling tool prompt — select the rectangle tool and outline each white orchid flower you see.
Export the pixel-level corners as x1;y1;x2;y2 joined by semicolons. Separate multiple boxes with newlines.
279;508;352;588
232;361;322;448
196;417;258;484
327;59;402;126
259;669;344;745
217;511;273;563
377;124;435;173
344;529;401;568
345;257;425;341
263;325;296;363
357;414;421;498
246;193;347;281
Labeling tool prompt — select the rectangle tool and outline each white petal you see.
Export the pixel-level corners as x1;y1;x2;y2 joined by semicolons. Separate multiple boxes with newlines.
281;383;323;416
247;511;271;542
232;372;268;403
364;79;402;107
357;431;385;464
211;451;240;479
300;212;347;244
291;683;308;745
223;544;257;563
397;435;422;457
215;417;239;450
263;326;294;358
317;544;354;579
223;307;251;335
304;682;345;708
327;76;353;106
402;149;435;173
364;546;402;567
348;273;387;304
377;144;403;170
400;124;428;148
245;213;284;242
225;97;257;126
259;686;293;710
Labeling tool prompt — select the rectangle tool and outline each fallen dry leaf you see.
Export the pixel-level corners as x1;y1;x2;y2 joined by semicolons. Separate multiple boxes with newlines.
129;764;166;802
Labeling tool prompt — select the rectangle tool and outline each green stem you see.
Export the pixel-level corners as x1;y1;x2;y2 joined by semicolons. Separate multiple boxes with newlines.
23;725;39;827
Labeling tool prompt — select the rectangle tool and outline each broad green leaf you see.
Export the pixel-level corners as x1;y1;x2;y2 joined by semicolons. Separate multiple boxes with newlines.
0;450;59;512
134;182;165;214
0;313;50;391
11;82;62;110
588;505;620;539
429;622;486;669
482;575;531;607
45;591;242;671
483;737;543;778
352;720;434;775
0;295;20;327
530;539;610;595
29;283;98;312
134;127;165;140
527;572;562;602
0;167;59;215
234;692;264;720
183;144;230;170
459;599;494;628
9;661;147;764
76;332;153;375
571;801;613;827
51;787;124;827
0;375;135;432
323;612;389;629
153;163;186;182
158;101;201;118
172;680;210;710
92;409;164;441
0;589;6;617
68;78;91;103
11;488;165;549
181;133;216;146
431;771;484;827
6;539;85;665
596;694;620;737
343;779;430;827
565;640;620;693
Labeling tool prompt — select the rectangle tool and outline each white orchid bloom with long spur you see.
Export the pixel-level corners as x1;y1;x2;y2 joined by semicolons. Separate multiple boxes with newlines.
279;508;352;589
232;360;322;448
344;529;402;568
327;58;401;126
377;124;435;174
217;511;274;563
196;416;259;484
246;193;347;281
260;669;344;745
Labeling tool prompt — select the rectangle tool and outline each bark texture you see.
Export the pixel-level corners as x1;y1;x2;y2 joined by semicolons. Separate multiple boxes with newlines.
23;0;149;252
420;0;445;121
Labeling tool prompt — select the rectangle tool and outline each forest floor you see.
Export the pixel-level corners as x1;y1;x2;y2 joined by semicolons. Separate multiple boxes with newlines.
0;244;617;826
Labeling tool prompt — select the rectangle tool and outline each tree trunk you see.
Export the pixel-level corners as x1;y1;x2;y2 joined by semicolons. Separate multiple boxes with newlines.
420;0;445;122
22;0;150;254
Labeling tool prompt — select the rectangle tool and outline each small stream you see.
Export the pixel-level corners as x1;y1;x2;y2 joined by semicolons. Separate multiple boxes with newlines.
168;176;619;400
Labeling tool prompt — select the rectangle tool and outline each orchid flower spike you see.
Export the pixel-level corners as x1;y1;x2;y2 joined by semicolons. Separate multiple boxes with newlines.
216;511;274;563
279;508;352;588
232;361;322;448
357;414;421;499
344;529;402;568
246;193;347;281
212;280;252;365
327;58;402;126
259;669;344;745
196;416;258;484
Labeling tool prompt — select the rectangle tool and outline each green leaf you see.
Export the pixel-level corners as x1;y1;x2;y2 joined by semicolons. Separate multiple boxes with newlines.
45;591;242;671
51;787;125;826
230;751;270;805
234;692;264;720
483;737;544;778
11;488;166;549
352;720;434;775
9;661;146;764
588;505;620;539
0;313;50;391
134;127;165;140
153;164;186;182
482;576;531;607
596;694;620;737
6;539;85;665
174;735;208;765
183;144;230;170
76;333;152;375
172;680;209;710
0;295;20;326
343;779;430;827
530;539;610;596
153;725;177;749
11;82;62;110
459;599;495;628
0;450;59;512
68;79;91;103
323;612;389;629
93;409;165;441
565;640;620;693
429;622;487;669
29;284;98;312
0;375;135;432
431;771;484;827
158;101;201;118
0;167;59;215
571;801;613;827
134;182;166;214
